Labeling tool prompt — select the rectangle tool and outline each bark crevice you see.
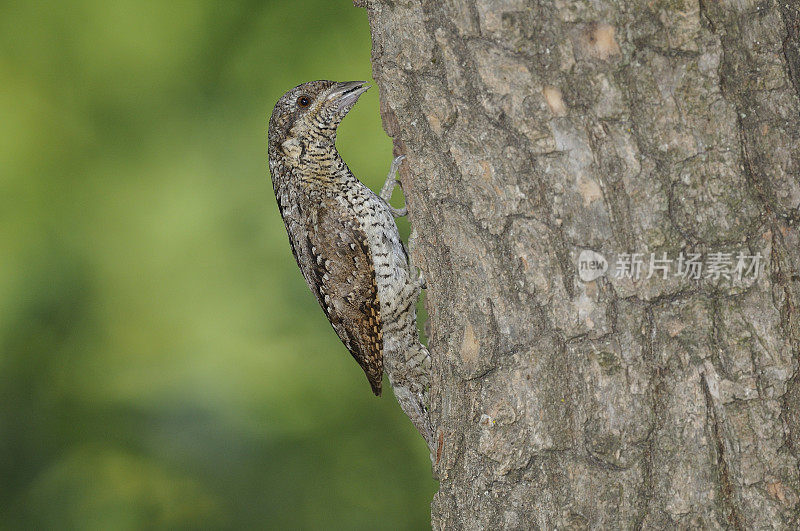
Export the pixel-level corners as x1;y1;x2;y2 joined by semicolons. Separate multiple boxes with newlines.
701;372;745;530
361;0;800;527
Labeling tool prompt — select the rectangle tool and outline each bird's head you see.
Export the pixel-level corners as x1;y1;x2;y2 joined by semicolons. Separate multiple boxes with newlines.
268;80;370;157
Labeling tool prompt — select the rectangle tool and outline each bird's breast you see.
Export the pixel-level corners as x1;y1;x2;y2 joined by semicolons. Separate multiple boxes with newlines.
341;191;411;319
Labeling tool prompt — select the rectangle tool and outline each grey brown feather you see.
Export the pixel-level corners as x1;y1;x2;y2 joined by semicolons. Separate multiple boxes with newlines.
267;80;432;448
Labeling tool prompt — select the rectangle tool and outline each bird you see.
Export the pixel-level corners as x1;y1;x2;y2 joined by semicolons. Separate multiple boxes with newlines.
267;80;431;444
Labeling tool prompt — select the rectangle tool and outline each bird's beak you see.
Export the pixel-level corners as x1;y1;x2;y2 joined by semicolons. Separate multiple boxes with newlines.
327;81;371;112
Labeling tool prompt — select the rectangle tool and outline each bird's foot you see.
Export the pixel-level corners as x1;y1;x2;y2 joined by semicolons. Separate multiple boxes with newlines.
414;266;427;290
380;155;407;218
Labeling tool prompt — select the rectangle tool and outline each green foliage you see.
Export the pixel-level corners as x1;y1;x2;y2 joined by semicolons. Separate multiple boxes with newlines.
0;1;435;528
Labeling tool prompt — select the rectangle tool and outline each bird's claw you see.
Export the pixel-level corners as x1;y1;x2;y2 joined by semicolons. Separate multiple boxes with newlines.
414;267;426;290
380;155;408;217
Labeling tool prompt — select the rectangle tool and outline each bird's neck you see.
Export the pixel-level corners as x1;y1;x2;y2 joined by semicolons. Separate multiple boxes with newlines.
294;140;355;188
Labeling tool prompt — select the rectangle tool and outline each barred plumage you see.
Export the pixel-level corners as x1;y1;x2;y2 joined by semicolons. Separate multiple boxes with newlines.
267;80;432;447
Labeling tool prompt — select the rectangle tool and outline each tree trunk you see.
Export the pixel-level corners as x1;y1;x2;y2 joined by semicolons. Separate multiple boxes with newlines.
359;0;800;528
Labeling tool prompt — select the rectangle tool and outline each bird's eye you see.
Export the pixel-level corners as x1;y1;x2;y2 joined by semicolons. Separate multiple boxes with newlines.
296;96;311;108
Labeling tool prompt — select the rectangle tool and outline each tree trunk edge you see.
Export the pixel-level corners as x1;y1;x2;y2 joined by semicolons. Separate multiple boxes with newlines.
360;1;800;529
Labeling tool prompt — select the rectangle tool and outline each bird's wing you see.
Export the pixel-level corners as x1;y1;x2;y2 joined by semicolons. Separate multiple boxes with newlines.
302;199;383;395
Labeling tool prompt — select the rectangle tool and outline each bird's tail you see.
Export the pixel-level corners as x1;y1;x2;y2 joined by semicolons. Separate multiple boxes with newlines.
385;343;434;454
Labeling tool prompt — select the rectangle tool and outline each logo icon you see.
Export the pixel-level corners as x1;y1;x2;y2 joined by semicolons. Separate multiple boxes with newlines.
578;250;608;282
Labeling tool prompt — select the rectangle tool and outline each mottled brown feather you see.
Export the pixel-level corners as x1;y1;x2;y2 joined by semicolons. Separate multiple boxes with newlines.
303;199;383;395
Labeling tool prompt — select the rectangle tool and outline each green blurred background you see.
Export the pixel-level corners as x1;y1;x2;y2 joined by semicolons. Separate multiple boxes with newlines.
0;1;436;528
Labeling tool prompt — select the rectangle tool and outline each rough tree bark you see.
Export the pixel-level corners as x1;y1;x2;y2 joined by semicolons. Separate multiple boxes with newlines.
358;0;800;528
